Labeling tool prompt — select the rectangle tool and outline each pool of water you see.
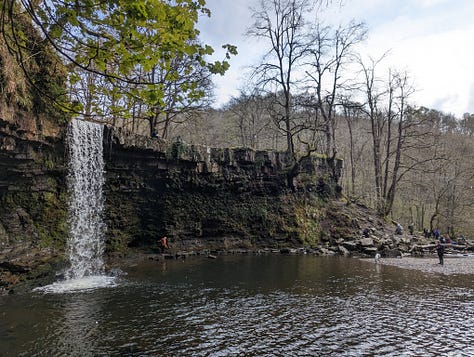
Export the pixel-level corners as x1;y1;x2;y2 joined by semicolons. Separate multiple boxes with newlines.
1;255;473;356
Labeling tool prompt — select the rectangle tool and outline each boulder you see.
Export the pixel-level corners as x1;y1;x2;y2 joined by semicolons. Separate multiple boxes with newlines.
359;237;374;247
341;241;357;250
338;245;350;256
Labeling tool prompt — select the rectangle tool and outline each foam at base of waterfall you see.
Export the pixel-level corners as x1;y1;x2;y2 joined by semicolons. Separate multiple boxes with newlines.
33;275;118;294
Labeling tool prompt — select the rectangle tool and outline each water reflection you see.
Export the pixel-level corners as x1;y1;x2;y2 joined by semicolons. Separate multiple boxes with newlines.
1;255;474;356
48;294;104;356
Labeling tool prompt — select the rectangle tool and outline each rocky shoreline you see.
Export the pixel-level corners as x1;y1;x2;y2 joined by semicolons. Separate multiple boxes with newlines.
2;241;474;294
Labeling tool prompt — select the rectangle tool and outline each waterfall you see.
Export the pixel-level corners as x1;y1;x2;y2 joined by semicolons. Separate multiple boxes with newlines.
65;119;106;279
34;119;117;293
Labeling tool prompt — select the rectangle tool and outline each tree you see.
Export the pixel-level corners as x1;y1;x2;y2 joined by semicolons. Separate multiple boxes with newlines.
381;71;414;216
406;113;474;234
0;1;68;118
339;98;366;197
358;55;387;214
226;90;274;149
1;0;236;121
305;20;367;159
131;47;215;138
247;0;314;156
358;55;432;216
460;113;474;136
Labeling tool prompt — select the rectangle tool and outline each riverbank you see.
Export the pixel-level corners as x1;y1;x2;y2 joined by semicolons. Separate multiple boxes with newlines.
365;255;474;275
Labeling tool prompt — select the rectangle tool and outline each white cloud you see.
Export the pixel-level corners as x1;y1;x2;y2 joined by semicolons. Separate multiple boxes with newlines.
414;0;450;8
361;2;474;116
199;0;474;116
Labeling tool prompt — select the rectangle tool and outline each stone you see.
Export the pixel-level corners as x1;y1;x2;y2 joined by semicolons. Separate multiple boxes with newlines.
363;247;378;253
338;245;350;256
360;237;374;247
341;241;357;250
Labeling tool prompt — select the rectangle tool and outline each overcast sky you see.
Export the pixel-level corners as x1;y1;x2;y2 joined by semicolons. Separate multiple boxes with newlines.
197;0;474;117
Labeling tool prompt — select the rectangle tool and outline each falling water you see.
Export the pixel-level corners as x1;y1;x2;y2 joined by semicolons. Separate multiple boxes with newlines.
65;119;106;279
35;119;116;293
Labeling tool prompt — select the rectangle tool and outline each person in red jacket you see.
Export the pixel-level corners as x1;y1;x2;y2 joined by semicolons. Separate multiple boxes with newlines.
159;236;168;253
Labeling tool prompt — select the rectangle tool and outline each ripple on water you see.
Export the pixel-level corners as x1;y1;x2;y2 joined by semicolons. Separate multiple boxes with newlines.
4;256;474;356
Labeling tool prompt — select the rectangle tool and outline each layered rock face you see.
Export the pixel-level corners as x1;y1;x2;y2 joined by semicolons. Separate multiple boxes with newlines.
103;127;343;253
0;111;68;291
0;115;67;247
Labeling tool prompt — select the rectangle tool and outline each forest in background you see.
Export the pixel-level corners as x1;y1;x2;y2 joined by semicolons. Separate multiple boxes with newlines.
1;0;473;237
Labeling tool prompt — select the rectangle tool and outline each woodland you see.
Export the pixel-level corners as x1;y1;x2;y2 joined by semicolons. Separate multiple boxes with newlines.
1;0;473;237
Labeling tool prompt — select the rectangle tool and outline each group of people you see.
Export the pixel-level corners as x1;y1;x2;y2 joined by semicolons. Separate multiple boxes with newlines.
423;228;441;239
393;222;451;265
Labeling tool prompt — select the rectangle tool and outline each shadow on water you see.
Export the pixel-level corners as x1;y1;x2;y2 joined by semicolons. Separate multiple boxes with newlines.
1;255;474;356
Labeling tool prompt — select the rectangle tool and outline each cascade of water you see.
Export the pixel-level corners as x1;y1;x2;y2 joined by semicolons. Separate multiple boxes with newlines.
34;119;118;293
65;119;106;279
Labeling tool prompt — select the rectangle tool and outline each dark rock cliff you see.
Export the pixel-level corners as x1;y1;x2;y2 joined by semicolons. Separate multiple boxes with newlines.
103;126;343;253
0;111;68;291
0;116;67;246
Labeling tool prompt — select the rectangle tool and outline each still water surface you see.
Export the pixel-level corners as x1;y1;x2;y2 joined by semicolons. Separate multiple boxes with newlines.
1;255;473;356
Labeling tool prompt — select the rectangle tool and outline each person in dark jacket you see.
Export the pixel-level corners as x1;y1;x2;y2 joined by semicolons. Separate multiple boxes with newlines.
436;238;445;265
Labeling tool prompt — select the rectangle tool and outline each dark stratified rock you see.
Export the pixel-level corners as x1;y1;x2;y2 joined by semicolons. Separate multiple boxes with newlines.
102;126;344;254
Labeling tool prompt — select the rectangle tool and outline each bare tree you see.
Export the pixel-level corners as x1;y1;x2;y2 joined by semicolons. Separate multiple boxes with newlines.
382;71;415;215
305;20;367;159
130;51;215;138
358;55;428;216
247;0;315;157
358;55;388;214
422;133;474;233
339;98;366;196
226;90;273;149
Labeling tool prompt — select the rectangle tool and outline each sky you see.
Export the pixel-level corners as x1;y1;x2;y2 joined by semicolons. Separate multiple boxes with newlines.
197;0;474;118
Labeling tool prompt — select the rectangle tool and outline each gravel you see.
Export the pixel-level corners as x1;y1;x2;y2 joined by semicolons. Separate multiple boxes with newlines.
365;254;474;275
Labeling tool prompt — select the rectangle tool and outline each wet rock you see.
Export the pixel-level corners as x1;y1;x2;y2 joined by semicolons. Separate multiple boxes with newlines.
319;247;336;255
338;245;350;256
351;218;360;229
401;237;412;244
0;261;30;274
382;249;402;258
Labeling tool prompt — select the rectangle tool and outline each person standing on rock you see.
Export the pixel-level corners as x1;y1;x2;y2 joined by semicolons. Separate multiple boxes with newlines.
436;237;445;265
395;223;403;235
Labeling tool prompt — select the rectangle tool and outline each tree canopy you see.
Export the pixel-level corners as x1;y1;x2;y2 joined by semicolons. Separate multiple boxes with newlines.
0;0;236;118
